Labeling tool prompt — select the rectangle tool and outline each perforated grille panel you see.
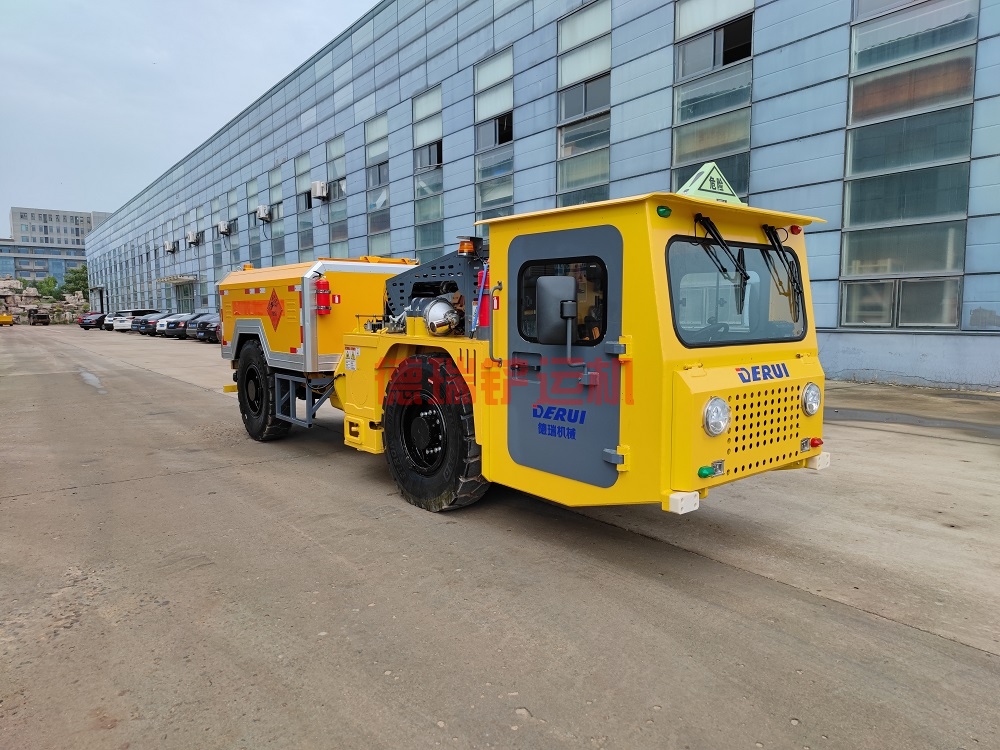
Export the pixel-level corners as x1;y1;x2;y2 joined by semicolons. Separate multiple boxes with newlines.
384;250;482;317
726;384;802;476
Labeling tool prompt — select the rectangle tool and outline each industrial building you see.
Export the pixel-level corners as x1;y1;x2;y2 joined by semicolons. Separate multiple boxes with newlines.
1;207;108;285
85;0;1000;388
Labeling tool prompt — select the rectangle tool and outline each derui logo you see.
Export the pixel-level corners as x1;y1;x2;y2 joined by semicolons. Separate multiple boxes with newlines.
532;404;586;441
532;404;587;423
736;363;790;383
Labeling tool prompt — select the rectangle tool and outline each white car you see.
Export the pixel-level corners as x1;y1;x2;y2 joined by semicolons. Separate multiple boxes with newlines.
104;311;124;330
107;308;158;332
113;314;137;332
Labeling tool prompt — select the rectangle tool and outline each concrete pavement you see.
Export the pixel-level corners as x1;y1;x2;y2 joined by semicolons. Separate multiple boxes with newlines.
1;325;998;749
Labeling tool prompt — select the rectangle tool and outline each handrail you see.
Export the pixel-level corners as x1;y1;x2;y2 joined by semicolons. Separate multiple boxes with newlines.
488;281;503;366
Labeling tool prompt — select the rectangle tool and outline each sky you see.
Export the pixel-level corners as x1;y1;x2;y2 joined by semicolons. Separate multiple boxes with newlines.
0;0;376;239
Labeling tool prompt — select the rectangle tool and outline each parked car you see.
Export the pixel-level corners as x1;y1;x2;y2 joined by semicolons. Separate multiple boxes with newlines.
113;315;138;332
155;313;186;335
79;312;106;330
159;312;210;339
176;312;212;340
131;312;163;333
111;308;159;332
28;310;51;326
104;310;126;330
0;312;14;326
194;314;221;343
138;312;173;335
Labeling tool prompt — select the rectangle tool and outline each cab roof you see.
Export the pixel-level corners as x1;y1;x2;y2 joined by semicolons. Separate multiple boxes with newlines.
219;256;415;287
476;192;824;229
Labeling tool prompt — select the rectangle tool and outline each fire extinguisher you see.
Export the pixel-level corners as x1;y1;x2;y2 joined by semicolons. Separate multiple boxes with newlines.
315;277;331;315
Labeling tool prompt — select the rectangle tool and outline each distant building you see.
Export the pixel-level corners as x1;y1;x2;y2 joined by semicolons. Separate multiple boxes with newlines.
1;207;108;286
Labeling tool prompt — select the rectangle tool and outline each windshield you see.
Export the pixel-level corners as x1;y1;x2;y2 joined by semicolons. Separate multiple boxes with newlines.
667;236;806;347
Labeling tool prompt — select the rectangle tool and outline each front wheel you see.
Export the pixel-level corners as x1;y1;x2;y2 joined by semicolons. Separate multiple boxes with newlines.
382;354;489;511
236;340;290;441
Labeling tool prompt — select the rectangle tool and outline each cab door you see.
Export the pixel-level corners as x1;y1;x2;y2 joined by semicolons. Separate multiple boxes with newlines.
506;225;624;488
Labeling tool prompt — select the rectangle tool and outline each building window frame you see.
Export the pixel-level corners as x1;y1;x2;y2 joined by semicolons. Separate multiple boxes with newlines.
326;135;349;258
413;86;445;262
673;11;753;83
839;0;979;331
554;0;612;208
365;114;391;255
474;49;516;233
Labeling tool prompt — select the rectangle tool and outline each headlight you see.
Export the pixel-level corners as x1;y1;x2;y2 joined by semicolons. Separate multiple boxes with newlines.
703;396;731;437
802;382;821;416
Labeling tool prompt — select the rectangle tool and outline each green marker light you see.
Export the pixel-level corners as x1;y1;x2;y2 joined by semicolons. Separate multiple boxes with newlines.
697;466;715;479
656;206;672;218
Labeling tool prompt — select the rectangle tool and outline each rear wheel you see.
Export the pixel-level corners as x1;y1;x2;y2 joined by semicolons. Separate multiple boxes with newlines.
237;340;291;441
382;354;489;512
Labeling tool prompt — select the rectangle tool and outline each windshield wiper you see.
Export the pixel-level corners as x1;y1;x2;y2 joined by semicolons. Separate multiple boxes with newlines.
695;213;749;314
762;224;802;323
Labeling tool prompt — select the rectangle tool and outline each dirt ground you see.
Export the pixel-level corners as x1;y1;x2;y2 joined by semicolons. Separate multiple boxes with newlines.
1;325;998;749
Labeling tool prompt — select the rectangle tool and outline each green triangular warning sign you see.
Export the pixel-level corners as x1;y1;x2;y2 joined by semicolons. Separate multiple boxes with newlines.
675;162;744;205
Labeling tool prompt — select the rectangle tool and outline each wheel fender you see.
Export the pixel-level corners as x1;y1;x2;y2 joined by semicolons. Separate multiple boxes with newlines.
383;343;489;455
376;342;446;407
233;331;262;361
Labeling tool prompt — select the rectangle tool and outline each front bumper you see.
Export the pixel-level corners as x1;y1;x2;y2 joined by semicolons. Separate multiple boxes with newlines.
671;362;826;494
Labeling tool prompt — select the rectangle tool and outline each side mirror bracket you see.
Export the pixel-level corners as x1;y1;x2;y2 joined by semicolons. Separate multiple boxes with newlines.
535;275;587;376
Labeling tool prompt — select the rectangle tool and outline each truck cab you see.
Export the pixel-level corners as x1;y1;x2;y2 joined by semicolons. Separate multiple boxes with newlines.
482;189;827;513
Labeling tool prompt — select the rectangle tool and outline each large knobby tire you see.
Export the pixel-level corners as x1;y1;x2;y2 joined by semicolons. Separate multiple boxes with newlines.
382;354;489;512
237;340;291;442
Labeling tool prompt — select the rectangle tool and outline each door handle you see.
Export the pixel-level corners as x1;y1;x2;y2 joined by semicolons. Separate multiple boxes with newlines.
510;361;540;372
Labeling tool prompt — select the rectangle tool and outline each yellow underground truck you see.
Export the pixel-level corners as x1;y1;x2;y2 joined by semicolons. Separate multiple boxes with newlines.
219;163;830;514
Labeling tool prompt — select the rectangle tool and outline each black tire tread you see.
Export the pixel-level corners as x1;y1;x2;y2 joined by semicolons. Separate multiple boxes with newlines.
238;340;291;442
383;354;489;512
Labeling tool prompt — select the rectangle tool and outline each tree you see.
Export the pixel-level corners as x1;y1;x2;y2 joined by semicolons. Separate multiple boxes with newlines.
34;276;59;299
62;264;89;300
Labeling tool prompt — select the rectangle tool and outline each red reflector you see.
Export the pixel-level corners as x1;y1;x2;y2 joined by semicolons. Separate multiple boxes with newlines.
810;437;824;448
790;225;802;235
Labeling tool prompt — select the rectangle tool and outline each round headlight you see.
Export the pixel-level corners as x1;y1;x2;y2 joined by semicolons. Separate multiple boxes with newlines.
802;382;821;416
703;396;731;437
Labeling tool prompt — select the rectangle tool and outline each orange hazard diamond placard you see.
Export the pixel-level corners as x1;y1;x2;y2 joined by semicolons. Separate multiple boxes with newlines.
266;289;284;331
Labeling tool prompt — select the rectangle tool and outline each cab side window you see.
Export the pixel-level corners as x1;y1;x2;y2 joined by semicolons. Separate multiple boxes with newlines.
518;257;607;345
